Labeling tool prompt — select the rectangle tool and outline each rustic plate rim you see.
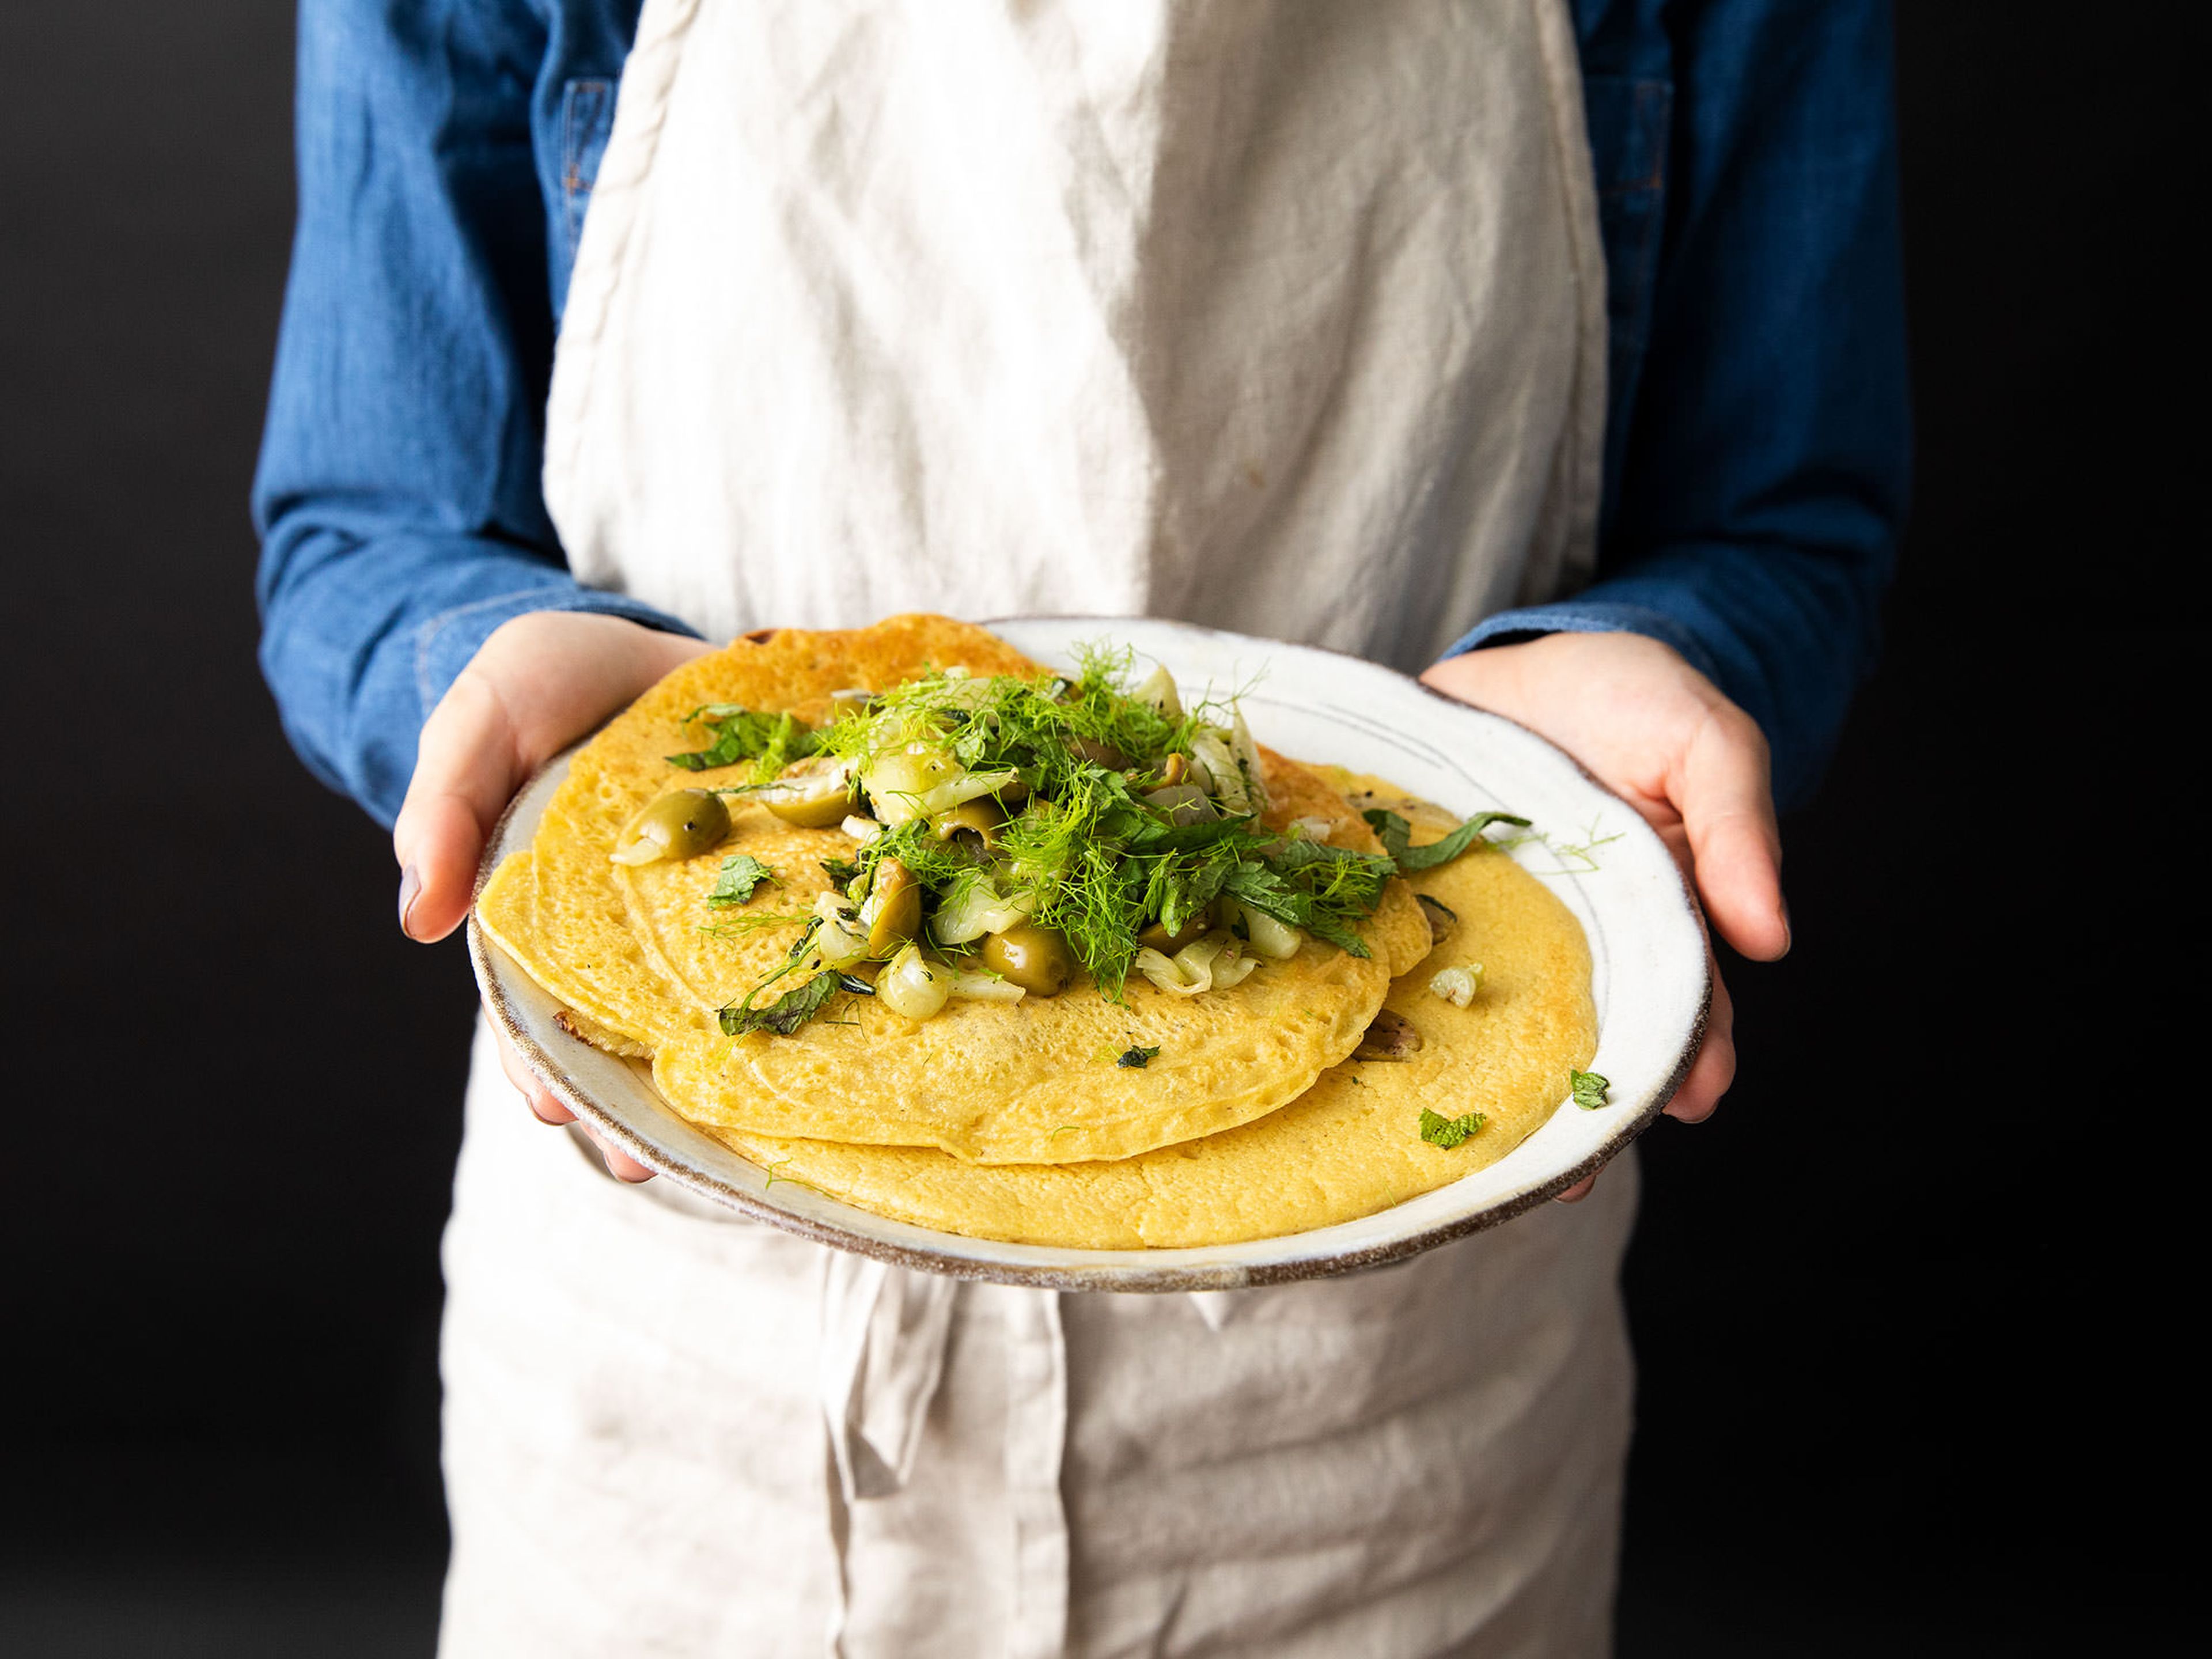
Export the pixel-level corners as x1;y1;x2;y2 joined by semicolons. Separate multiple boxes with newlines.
466;616;1711;1291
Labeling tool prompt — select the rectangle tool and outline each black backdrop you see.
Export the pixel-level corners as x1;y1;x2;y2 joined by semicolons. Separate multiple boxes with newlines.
0;3;2192;1653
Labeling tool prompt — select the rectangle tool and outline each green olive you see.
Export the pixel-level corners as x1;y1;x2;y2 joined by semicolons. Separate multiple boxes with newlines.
980;925;1074;996
760;761;855;828
1136;915;1207;953
933;797;1006;844
612;789;730;865
1354;1009;1424;1061
1065;735;1132;770
865;858;922;954
828;687;876;718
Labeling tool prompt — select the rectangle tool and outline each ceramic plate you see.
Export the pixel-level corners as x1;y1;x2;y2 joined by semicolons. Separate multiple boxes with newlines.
468;616;1709;1291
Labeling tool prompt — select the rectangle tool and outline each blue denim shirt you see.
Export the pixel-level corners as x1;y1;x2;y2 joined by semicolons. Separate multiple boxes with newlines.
255;0;1907;825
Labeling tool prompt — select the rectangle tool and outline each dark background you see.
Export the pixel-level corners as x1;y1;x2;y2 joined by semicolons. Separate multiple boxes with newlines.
0;2;2192;1653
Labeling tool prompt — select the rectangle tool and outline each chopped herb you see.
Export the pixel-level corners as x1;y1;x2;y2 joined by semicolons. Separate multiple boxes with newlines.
669;705;820;781
1363;808;1533;871
1570;1069;1611;1110
797;649;1389;998
1492;819;1626;874
1419;1108;1487;1149
704;853;780;907
719;971;845;1037
760;1156;824;1195
697;911;808;941
1117;1045;1161;1069
686;650;1403;1005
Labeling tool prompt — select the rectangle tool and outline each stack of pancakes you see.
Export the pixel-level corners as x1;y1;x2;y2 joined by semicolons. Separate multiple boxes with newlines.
477;617;1594;1249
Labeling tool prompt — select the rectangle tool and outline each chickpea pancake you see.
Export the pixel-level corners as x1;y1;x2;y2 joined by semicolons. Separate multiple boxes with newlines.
476;616;1427;1165
700;844;1596;1248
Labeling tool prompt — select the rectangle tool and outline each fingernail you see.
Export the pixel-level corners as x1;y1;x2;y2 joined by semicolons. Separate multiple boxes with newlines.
397;863;423;940
1778;896;1793;955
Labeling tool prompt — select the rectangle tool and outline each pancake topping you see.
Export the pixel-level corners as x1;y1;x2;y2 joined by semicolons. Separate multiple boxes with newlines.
694;647;1434;1037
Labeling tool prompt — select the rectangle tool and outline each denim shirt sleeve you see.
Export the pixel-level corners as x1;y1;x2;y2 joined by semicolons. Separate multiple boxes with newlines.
252;0;684;828
1452;0;1911;810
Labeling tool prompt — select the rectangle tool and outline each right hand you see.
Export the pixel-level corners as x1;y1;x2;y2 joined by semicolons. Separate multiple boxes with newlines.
392;609;713;1180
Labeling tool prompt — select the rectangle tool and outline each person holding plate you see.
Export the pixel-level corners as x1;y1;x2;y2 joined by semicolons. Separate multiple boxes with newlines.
255;1;1906;1653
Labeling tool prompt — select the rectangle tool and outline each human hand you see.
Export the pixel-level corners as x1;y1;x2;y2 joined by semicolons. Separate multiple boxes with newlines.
1419;631;1790;1202
392;609;713;1181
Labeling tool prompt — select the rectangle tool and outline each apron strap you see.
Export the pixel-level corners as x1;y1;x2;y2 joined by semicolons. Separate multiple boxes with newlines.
820;1254;960;1503
818;1260;1070;1657
1003;1286;1070;1659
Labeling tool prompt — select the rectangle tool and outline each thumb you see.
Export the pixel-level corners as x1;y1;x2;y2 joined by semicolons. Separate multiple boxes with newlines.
392;669;524;943
1676;704;1789;961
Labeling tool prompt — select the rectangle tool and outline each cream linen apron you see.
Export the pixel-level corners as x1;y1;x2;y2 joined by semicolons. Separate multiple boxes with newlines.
442;2;1635;1654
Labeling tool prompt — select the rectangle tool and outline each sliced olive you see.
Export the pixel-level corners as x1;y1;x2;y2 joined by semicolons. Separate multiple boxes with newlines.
933;797;1006;845
980;925;1073;997
760;760;856;828
1354;1009;1424;1061
864;858;922;954
1142;783;1218;827
1136;916;1208;954
612;789;730;865
1418;895;1459;946
1066;735;1133;770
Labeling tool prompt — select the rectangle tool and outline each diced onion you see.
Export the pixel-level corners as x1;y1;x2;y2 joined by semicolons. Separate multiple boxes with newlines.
1135;931;1236;997
863;747;962;824
934;667;995;710
803;893;870;971
840;815;882;843
1232;902;1303;961
1132;664;1184;721
1133;948;1195;995
915;768;1022;820
931;880;1037;946
1230;711;1270;813
1290;816;1336;843
1211;940;1259;989
1190;731;1249;814
946;969;1025;1003
878;943;950;1021
1428;963;1483;1007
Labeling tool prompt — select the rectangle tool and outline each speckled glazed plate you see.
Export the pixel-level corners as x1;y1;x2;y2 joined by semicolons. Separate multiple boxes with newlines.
469;616;1709;1291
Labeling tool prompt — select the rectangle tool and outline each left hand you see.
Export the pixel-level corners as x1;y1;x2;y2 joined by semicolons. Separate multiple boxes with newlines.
1420;631;1790;1202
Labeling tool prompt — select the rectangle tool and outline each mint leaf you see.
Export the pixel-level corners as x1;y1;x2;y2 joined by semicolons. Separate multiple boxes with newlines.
1570;1069;1610;1110
1419;1108;1486;1148
1362;808;1414;860
705;854;779;908
669;706;819;780
1365;808;1532;872
719;971;844;1037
